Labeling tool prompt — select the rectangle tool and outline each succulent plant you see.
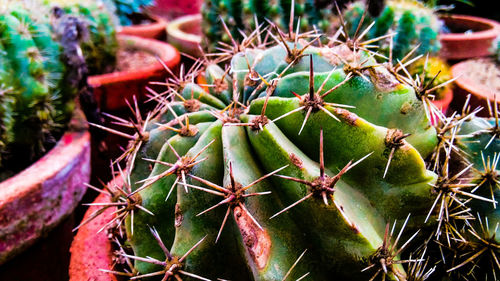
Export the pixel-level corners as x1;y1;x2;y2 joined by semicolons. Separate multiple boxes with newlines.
408;56;452;100
201;0;341;51
343;0;442;61
0;0;116;175
0;1;67;172
50;0;118;75
84;12;499;281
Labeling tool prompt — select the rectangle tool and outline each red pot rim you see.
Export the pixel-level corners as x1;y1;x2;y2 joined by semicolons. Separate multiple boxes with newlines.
88;34;180;87
118;14;167;39
69;177;123;281
451;60;499;103
439;14;500;41
0;112;91;264
431;87;453;110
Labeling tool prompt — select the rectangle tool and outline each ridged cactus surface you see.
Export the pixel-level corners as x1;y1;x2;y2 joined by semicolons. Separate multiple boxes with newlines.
83;13;499;281
201;0;338;50
344;0;442;60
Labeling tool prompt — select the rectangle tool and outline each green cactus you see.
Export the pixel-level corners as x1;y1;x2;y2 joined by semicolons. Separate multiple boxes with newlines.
0;0;117;175
201;0;338;51
344;0;442;60
54;1;118;75
0;2;65;170
82;15;500;281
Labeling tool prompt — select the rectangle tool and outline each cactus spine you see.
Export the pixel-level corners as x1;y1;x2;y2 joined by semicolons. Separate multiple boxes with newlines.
344;0;442;60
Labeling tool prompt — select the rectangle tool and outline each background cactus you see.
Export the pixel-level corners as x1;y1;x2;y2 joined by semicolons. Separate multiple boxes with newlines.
343;0;442;60
408;56;452;100
201;0;340;51
0;0;117;177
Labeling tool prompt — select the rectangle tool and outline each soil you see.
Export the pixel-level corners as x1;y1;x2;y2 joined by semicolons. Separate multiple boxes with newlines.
114;47;158;72
459;58;500;94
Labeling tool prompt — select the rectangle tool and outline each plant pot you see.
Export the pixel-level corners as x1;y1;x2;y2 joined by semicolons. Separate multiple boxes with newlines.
88;34;181;112
69;178;123;281
449;60;500;117
439;14;500;60
118;14;167;40
0;111;91;264
431;87;454;115
151;0;203;19
167;14;202;57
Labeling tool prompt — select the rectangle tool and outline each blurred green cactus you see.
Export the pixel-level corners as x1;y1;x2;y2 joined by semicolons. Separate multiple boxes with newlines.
344;0;442;60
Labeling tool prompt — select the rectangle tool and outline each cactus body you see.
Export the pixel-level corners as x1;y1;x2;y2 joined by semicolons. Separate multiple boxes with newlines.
85;14;500;281
201;0;337;51
344;0;442;60
0;0;117;174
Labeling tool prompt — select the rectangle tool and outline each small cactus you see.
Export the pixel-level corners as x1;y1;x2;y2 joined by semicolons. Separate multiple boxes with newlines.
344;0;442;60
0;0;117;174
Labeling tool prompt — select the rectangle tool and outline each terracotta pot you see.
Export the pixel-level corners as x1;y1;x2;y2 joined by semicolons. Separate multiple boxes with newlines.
167;14;202;57
450;60;500;117
118;14;167;39
88;34;180;112
0;111;91;264
69;179;123;281
439;14;500;60
431;87;454;115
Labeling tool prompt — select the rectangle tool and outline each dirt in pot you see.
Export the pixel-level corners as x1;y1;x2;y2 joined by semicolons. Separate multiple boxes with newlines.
106;46;159;73
459;58;500;94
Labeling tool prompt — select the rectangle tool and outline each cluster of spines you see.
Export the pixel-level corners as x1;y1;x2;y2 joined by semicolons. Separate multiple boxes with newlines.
83;7;499;281
201;0;337;51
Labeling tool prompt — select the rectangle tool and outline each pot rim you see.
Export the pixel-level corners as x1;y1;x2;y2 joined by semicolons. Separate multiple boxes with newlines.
69;181;121;281
166;14;202;45
88;34;180;86
451;59;499;103
439;14;500;41
118;14;167;38
0;111;91;264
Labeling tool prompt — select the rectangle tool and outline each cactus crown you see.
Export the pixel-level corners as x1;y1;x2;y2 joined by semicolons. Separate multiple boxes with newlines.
84;7;500;281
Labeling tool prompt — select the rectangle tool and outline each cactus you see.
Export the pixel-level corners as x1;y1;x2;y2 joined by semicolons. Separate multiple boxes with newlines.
82;15;500;281
0;0;116;175
48;0;118;74
0;1;66;171
201;0;339;51
344;0;442;60
408;56;452;100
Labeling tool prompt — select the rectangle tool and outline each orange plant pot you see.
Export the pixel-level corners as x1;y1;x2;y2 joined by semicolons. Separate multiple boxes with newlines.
88;35;180;112
439;14;500;60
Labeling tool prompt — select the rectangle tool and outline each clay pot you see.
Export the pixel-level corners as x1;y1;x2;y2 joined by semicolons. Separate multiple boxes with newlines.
88;34;180;112
0;111;91;264
449;60;499;117
167;14;202;57
431;88;454;115
439;14;500;60
118;14;167;40
69;178;123;281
